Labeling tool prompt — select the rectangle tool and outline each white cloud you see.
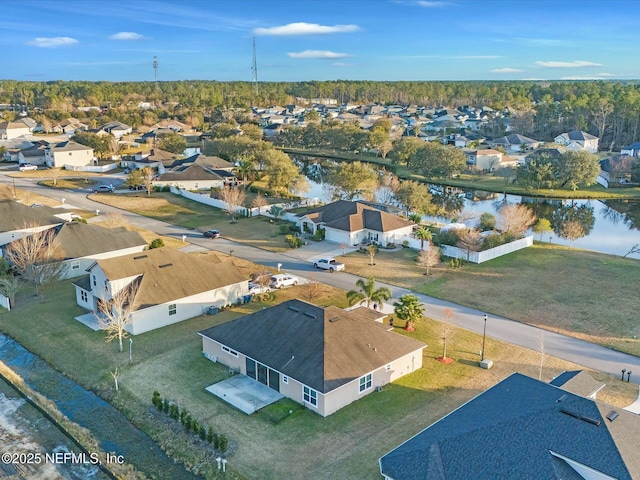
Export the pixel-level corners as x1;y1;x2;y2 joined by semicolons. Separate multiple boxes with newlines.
415;1;452;6
536;60;602;68
109;32;145;40
288;50;350;59
561;73;616;80
26;37;78;48
254;22;359;36
491;68;524;73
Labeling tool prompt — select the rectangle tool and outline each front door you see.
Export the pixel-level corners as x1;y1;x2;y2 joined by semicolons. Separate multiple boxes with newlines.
257;363;268;385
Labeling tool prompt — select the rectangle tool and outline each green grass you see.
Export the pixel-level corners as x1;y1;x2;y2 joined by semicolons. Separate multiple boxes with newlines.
39;178;97;189
1;276;637;479
345;243;640;355
89;191;297;252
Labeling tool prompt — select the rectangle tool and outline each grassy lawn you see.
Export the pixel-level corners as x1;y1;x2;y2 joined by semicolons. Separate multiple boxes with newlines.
0;277;636;480
90;191;296;252
344;243;640;355
39;178;97;189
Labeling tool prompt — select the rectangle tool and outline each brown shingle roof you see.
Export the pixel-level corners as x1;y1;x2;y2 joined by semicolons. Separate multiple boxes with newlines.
0;199;63;233
96;248;246;311
199;299;425;393
52;223;146;260
299;201;414;233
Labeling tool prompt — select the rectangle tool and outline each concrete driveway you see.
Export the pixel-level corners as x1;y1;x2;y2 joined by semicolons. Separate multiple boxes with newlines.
284;240;357;263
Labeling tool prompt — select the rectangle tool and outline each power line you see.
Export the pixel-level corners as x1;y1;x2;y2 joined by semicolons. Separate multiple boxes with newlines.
251;37;258;96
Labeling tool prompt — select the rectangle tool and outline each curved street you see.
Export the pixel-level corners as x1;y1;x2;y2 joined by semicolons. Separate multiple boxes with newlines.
2;171;639;383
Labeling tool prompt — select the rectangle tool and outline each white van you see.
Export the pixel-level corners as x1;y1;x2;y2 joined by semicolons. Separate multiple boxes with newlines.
269;274;299;289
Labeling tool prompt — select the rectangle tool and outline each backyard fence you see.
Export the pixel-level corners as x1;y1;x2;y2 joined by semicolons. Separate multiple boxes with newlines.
0;293;10;311
441;235;533;264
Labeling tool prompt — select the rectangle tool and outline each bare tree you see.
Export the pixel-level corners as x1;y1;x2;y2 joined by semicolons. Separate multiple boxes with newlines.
623;243;640;258
97;281;138;353
376;172;400;205
537;332;546;381
4;227;67;297
301;278;322;303
102;212;129;228
592;98;614;143
251;193;269;215
558;220;585;249
141;166;155;197
456;228;483;262
417;242;440;275
219;186;247;223
366;244;378;266
496;204;537;238
440;323;456;361
49;167;63;187
110;367;119;391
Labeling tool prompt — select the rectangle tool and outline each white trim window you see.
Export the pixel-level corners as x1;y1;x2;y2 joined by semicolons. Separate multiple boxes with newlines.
168;303;176;315
303;386;318;407
359;373;372;393
385;364;392;372
80;290;88;302
221;345;238;357
71;261;80;270
283;376;289;384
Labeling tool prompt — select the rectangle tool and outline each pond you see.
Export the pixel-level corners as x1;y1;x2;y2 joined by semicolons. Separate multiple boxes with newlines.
294;157;640;259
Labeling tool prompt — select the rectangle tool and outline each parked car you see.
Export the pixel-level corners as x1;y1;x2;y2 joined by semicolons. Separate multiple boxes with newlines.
18;163;38;171
93;184;115;193
248;283;271;296
270;274;299;289
128;184;145;190
313;258;345;272
203;229;221;238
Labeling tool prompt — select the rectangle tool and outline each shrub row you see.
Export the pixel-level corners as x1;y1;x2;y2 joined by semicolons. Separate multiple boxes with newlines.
152;391;228;454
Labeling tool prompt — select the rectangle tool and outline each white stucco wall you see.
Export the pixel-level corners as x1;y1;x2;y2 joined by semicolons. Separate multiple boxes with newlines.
0;224;60;248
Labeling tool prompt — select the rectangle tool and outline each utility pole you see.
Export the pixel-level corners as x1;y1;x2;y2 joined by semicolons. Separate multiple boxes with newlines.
251;37;259;97
153;56;159;89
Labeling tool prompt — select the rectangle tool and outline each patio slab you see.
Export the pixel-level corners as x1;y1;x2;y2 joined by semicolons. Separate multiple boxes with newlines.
75;313;101;331
205;374;284;414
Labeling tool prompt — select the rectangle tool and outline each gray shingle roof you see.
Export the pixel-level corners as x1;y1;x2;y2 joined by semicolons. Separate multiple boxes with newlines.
199;299;425;393
51;223;146;260
380;373;633;480
0;200;63;233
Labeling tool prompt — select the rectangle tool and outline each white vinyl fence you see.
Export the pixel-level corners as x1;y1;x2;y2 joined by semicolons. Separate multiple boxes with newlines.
441;235;533;264
0;293;10;311
65;163;118;173
168;187;319;223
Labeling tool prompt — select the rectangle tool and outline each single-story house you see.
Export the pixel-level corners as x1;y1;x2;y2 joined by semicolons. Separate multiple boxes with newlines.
599;155;635;185
51;118;89;135
466;149;503;171
122;148;178;171
488;133;541;152
44;141;95;168
554;130;599;153
379;372;638;480
97;121;132;139
199;299;426;417
153;153;237;190
46;223;146;279
0;199;64;247
620;142;640;158
296;200;416;246
74;248;248;335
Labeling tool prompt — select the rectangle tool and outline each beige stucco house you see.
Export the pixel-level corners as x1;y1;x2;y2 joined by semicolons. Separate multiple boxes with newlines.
0;121;30;140
199;299;426;417
44;141;94;168
554;130;599;153
74;248;248;334
466;149;503;171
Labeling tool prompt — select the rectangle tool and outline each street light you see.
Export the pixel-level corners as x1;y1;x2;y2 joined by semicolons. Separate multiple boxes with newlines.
622;368;626;381
129;338;133;363
481;314;488;361
627;371;632;382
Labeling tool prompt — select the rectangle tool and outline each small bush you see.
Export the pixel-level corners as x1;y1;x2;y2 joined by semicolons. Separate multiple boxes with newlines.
184;414;192;432
152;391;161;410
402;240;409;248
435;229;460;247
207;427;214;444
192;420;200;435
162;398;170;413
219;434;228;453
278;224;289;235
285;235;303;248
180;407;188;425
169;403;179;420
161;185;171;192
212;433;219;449
199;427;207;441
72;217;88;224
148;238;164;249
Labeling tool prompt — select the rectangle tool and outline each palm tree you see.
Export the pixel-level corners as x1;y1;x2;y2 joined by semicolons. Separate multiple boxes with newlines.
408;213;422;224
346;277;392;309
393;294;424;331
236;157;256;188
413;226;432;250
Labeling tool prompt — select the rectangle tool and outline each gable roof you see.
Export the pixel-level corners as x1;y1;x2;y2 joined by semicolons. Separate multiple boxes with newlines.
298;200;415;233
379;373;634;480
0;199;63;232
199;299;425;393
563;130;598;141
491;133;539;146
156;164;225;182
50;223;146;260
95;248;246;311
47;141;93;153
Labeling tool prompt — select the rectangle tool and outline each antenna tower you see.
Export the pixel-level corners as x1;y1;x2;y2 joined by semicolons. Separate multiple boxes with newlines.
251;37;258;96
153;56;159;88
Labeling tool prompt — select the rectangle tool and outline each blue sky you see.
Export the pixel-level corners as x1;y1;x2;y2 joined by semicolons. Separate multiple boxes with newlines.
2;0;639;82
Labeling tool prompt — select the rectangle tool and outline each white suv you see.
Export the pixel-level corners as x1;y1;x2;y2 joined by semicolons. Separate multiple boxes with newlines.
18;163;38;171
270;274;299;289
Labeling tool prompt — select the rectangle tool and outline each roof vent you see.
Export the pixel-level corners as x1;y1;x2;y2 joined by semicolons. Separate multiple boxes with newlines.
560;407;601;426
159;263;173;268
606;411;619;422
556;394;568;403
303;312;316;319
329;317;340;323
133;255;148;260
287;306;300;313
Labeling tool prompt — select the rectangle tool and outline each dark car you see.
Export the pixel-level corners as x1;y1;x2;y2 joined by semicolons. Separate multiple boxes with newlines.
93;184;115;193
128;184;145;190
203;229;221;238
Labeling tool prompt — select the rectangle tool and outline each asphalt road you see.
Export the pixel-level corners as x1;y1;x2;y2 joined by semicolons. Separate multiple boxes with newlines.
2;171;639;382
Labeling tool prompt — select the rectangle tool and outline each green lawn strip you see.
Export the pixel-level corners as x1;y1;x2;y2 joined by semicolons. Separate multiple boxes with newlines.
0;278;636;479
39;178;97;189
345;243;640;356
89;192;296;252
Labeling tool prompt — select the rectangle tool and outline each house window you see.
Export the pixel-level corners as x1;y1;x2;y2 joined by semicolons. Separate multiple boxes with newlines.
359;373;372;393
80;290;88;302
283;376;289;384
303;386;318;407
71;261;80;270
168;304;177;315
92;275;97;287
104;280;109;292
221;345;238;357
386;364;392;372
